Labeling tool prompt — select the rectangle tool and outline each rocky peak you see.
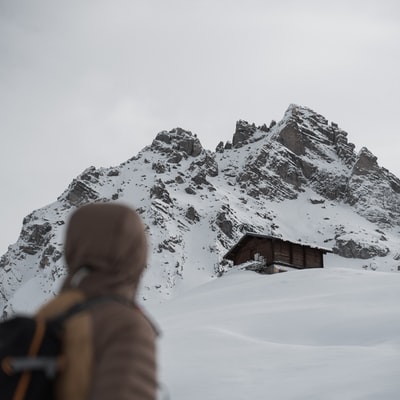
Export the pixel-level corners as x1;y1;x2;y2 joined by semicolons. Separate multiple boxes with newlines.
277;104;356;165
152;127;203;157
236;104;400;230
232;120;257;147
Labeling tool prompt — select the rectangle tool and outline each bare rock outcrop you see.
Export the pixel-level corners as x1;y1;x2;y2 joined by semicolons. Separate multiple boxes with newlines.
152;128;203;158
233;120;257;148
334;238;389;259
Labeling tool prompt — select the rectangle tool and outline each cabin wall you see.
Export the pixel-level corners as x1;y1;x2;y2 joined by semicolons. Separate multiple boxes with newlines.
272;240;291;265
232;237;273;265
230;237;325;269
291;244;305;267
304;247;323;268
285;244;324;268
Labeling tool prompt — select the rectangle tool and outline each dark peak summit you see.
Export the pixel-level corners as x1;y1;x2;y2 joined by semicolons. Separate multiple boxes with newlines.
284;104;328;125
276;104;356;166
152;127;203;158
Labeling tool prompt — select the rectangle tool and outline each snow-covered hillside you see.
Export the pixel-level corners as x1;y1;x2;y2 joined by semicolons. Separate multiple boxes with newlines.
1;104;400;316
150;268;400;400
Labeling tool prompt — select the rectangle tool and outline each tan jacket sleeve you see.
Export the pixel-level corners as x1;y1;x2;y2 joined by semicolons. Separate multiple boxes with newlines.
89;306;157;400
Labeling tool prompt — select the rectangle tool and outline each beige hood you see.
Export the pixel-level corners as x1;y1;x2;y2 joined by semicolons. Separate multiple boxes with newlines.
62;203;148;300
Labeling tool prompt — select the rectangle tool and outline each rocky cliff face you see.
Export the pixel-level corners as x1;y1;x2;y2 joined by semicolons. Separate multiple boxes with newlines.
1;104;400;316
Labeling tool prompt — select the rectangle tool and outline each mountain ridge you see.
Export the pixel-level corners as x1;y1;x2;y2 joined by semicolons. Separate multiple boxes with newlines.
1;104;400;317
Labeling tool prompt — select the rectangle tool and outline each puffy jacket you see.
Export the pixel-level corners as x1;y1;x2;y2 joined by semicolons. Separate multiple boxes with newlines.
37;203;157;400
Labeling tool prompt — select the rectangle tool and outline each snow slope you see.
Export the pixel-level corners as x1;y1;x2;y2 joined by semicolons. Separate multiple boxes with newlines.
149;268;400;400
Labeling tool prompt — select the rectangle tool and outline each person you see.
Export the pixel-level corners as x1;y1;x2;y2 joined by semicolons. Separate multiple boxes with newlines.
36;202;158;400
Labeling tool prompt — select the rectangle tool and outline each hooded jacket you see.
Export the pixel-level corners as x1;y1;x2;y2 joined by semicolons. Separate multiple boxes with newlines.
36;203;157;400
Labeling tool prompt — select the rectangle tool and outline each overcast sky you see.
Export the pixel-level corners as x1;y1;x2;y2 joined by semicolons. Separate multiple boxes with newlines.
1;0;399;255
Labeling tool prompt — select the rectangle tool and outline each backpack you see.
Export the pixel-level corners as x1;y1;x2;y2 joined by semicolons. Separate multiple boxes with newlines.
0;296;124;400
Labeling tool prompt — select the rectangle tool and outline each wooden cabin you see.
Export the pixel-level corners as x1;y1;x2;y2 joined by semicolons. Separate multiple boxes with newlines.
224;233;331;274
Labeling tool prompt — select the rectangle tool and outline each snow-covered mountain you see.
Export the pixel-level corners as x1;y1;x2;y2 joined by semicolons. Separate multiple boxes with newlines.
1;104;400;316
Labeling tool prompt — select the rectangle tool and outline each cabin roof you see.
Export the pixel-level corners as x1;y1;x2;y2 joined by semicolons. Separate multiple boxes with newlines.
224;232;332;260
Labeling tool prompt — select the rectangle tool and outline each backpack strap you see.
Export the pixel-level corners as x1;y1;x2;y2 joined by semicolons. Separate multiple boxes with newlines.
51;295;160;337
50;295;136;325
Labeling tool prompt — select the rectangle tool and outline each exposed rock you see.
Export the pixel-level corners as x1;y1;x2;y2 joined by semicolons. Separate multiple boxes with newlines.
388;174;400;194
215;211;234;238
62;180;99;206
204;154;219;177
333;130;356;166
107;169;120;177
309;197;325;205
233;120;257;148
237;144;299;201
152;128;203;157
173;128;203;157
152;161;168;174
175;175;184;184
311;171;349;201
185;186;196;195
158;239;176;253
39;245;62;268
334;238;389;259
216;141;224;153
20;223;53;255
150;180;173;204
224;141;232;150
352;147;378;176
167;152;183;164
185;206;200;223
0;254;10;271
172;128;202;156
80;166;100;182
277;123;306;155
22;212;37;226
300;160;316;179
189;153;219;179
154;131;171;144
273;153;305;189
192;172;209;186
21;223;52;247
280;104;356;165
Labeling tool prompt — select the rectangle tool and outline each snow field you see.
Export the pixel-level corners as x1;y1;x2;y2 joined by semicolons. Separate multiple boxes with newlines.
150;268;400;400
